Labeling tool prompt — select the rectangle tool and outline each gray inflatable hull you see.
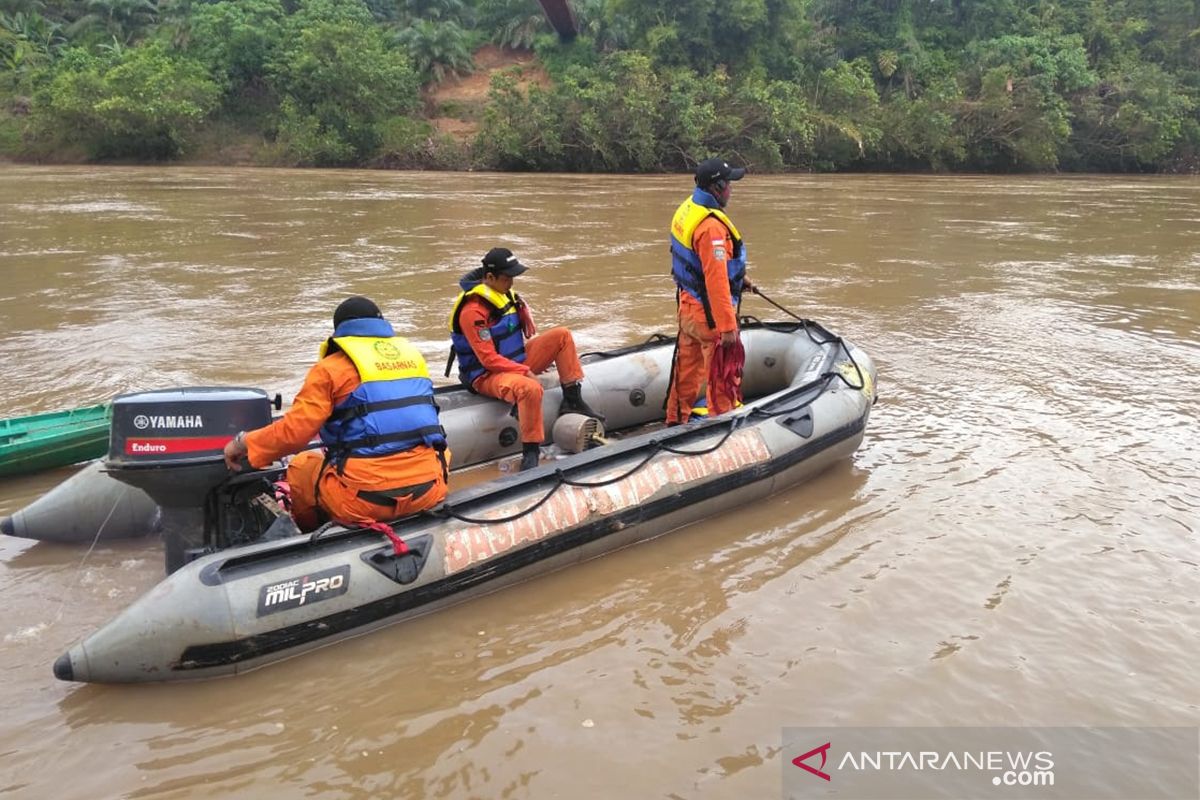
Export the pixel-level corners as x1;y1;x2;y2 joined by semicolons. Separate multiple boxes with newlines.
54;322;878;683
0;460;160;544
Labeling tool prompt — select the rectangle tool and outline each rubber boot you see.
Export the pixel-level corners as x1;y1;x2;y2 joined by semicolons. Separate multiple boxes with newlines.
559;382;605;422
519;442;540;472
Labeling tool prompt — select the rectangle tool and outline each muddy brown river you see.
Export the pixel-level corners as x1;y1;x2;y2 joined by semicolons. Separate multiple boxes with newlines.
0;166;1196;799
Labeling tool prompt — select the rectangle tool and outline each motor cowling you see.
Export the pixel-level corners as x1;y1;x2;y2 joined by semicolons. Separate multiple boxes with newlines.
106;387;272;508
105;387;276;574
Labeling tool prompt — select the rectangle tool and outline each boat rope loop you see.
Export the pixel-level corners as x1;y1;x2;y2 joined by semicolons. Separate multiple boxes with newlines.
433;475;566;526
429;410;753;527
743;287;869;395
739;314;868;397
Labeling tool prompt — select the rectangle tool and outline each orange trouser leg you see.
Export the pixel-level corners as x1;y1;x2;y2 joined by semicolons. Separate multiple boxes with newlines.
473;370;545;443
287;448;450;533
523;327;585;385
287;450;326;532
680;308;737;416
666;311;710;424
666;309;737;422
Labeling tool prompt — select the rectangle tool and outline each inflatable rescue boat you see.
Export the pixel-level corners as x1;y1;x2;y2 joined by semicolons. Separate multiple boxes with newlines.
53;320;877;683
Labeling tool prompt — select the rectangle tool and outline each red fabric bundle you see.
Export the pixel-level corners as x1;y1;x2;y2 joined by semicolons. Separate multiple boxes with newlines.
709;335;745;406
516;298;537;338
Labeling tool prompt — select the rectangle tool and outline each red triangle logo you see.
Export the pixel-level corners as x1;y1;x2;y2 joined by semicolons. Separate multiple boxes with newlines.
792;742;832;781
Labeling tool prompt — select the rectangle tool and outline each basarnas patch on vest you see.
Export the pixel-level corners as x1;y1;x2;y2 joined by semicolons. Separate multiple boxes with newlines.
477;329;492;341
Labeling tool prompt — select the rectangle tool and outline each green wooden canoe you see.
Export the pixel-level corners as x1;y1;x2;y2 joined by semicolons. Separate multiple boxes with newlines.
0;403;111;479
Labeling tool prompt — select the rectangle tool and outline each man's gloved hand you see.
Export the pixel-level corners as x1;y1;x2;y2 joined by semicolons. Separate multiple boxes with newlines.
720;330;738;346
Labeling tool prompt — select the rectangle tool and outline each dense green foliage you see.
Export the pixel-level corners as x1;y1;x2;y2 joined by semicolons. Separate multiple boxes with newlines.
2;0;1198;171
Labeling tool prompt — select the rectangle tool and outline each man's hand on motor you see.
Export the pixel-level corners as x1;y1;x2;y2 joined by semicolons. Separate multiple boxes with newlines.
223;432;247;471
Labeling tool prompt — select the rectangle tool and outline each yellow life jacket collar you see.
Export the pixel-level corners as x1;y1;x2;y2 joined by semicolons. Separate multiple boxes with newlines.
671;197;743;252
448;283;519;332
326;335;430;381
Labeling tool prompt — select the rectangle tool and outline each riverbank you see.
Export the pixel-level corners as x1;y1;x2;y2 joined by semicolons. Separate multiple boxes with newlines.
1;45;550;171
5;46;1197;174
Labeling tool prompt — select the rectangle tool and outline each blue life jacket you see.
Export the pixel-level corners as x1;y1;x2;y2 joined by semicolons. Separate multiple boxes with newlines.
447;279;526;390
319;317;446;464
669;187;747;328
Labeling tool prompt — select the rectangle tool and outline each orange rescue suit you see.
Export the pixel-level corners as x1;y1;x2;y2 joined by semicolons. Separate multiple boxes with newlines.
666;215;742;424
244;352;450;531
457;299;584;444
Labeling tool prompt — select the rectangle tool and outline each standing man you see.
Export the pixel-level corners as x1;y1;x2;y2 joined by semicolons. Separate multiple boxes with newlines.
449;247;603;472
223;296;450;531
665;157;752;425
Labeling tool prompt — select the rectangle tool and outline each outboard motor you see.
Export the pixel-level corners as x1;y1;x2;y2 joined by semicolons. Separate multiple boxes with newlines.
105;387;288;574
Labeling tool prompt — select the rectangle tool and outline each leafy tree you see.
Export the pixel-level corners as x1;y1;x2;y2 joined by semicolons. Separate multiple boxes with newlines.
558;50;664;170
957;33;1096;169
475;69;562;169
374;112;467;167
184;0;284;92
474;0;545;49
399;0;463;22
874;78;965;170
268;3;419;164
65;0;160;45
0;8;66;78
31;42;219;157
570;0;630;52
1068;60;1195;169
3;0;1199;171
287;0;374;29
606;0;810;78
364;0;399;21
477;51;823;172
808;57;881;168
392;16;472;84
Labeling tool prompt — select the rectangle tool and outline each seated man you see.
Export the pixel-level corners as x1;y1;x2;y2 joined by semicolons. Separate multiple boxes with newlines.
223;296;450;531
448;247;602;472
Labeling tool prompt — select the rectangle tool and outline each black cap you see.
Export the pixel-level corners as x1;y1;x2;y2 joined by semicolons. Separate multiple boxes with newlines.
481;247;528;277
333;296;382;327
694;157;746;188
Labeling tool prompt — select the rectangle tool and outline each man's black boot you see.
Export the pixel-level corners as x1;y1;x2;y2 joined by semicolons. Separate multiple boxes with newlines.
559;382;605;422
519;442;540;472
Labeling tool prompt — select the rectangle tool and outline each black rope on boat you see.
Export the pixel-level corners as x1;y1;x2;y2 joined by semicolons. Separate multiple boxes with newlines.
747;290;848;357
580;331;675;361
747;286;805;323
662;329;681;414
433;479;565;525
659;416;741;455
556;442;662;488
745;288;869;395
428;408;749;526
